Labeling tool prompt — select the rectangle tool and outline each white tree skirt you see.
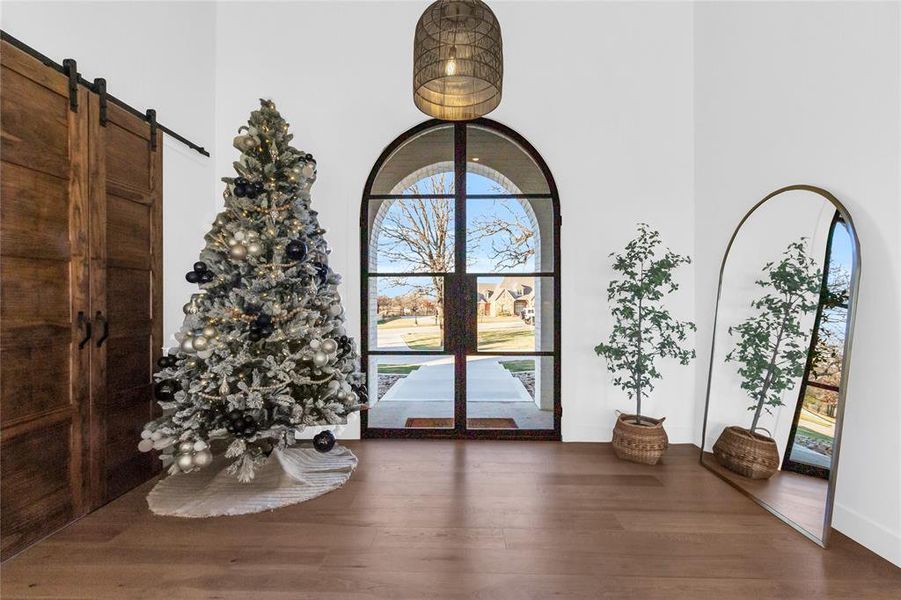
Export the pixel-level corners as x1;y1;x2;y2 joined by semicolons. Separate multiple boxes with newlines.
147;445;357;518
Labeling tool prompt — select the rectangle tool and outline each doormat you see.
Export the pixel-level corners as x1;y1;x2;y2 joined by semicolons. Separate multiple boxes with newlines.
404;418;518;429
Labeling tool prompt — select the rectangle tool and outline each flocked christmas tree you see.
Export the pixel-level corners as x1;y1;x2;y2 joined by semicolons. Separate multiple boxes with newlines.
139;100;365;482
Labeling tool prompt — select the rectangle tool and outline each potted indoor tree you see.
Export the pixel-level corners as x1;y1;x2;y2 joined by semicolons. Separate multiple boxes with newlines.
595;223;696;465
714;240;821;479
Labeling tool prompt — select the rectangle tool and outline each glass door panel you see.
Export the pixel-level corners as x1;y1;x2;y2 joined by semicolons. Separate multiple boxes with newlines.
466;197;555;273
370;276;445;352
368;197;455;273
367;355;455;430
475;276;554;352
465;355;554;431
465;124;550;194
370;125;455;195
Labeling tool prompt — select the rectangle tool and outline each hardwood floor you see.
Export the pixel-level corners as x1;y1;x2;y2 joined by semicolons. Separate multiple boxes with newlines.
2;441;898;599
702;451;829;540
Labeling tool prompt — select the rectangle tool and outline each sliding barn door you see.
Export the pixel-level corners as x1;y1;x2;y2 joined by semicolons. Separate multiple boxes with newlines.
88;96;163;506
0;44;90;559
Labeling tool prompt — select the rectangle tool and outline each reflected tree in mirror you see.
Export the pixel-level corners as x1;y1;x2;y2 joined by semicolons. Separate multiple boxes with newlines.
594;224;696;423
726;240;822;432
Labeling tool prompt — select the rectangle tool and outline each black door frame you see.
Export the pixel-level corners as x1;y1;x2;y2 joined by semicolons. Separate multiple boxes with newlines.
359;119;561;440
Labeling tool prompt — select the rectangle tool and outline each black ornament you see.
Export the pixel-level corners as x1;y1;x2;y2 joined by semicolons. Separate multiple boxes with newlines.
312;430;335;453
157;355;177;369
234;184;247;198
154;379;179;401
252;181;265;193
200;271;215;283
245;188;258;199
285;240;308;261
193;261;208;273
352;384;369;405
185;270;200;283
256;313;272;325
248;329;262;342
313;262;330;284
234;177;248;186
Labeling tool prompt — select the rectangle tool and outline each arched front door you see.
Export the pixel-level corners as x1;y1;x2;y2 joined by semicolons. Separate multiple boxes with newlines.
360;120;560;439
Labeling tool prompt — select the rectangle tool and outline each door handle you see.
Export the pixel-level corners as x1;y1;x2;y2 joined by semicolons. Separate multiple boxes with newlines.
95;311;109;347
77;311;92;349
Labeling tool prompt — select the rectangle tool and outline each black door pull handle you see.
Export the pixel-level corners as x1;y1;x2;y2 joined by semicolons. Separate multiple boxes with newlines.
77;311;92;349
95;311;109;347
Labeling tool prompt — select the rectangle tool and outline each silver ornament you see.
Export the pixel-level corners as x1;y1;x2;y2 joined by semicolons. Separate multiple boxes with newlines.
192;448;213;468
230;244;247;259
328;304;342;317
151;430;163;441
321;339;338;354
302;164;315;178
177;441;195;454
234;230;246;242
153;437;174;450
191;335;209;351
137;439;154;453
246;242;263;257
140;429;152;440
227;237;239;247
309;339;321;349
176;452;194;472
183;302;197;315
202;326;217;339
193;440;208;452
312;351;329;368
247;230;260;240
180;337;195;353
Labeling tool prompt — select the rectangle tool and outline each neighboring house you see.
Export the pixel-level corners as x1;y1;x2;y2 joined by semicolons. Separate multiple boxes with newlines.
476;277;535;317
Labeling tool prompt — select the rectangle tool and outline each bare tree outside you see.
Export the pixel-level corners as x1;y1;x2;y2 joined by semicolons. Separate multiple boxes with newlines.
377;175;538;330
468;183;537;271
377;174;454;329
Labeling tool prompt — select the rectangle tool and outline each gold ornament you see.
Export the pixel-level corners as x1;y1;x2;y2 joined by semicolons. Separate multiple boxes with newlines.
230;244;247;259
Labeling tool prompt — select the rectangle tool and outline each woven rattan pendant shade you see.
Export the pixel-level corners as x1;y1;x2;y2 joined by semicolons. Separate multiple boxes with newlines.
413;0;503;121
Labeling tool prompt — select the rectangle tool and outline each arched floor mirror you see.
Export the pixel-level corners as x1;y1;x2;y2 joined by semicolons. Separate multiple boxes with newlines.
699;185;861;546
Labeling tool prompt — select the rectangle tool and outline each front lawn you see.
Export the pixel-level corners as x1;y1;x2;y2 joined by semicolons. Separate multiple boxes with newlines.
377;364;422;375
402;325;535;352
499;359;536;373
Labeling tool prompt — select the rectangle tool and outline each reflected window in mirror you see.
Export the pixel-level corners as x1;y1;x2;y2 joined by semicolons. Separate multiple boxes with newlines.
782;214;853;479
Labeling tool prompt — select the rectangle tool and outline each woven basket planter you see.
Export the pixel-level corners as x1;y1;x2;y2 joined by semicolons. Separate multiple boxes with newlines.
713;426;780;479
611;414;668;465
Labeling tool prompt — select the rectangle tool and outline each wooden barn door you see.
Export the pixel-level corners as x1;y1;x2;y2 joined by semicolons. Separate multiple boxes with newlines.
1;39;164;558
88;97;163;507
0;43;91;559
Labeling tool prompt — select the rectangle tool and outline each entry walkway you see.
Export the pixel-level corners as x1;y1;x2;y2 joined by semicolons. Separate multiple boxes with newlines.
381;355;531;403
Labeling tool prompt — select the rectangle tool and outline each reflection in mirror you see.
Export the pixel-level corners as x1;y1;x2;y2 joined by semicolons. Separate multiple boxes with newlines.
700;186;858;546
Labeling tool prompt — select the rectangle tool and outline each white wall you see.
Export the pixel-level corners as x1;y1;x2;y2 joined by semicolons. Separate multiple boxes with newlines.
694;1;901;566
0;0;219;344
214;0;697;441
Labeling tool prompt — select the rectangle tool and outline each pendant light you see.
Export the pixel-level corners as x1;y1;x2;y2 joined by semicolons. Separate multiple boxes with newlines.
413;0;503;121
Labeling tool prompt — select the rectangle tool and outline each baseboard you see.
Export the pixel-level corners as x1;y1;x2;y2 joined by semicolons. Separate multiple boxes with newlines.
562;424;696;444
832;502;901;567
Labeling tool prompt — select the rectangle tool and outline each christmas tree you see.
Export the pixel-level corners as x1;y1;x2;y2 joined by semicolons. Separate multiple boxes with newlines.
139;99;365;482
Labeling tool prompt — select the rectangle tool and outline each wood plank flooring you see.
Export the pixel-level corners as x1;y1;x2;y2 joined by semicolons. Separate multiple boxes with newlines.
2;441;898;599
